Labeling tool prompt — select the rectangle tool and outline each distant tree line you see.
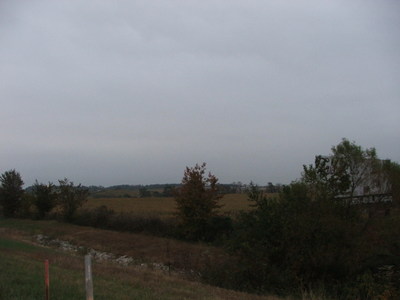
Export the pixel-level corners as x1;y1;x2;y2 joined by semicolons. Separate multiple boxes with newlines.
87;182;283;198
0;174;88;221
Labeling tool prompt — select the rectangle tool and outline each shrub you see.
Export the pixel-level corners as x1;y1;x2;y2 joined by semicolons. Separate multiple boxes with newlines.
73;207;177;237
74;205;115;228
107;213;176;236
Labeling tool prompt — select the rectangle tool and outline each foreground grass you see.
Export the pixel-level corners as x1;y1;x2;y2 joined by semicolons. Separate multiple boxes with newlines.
0;218;279;300
0;241;161;299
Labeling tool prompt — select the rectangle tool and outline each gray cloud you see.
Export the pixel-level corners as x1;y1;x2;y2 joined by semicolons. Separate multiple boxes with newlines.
1;0;399;186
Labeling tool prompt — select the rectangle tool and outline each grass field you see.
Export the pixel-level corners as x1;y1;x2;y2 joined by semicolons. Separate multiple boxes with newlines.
0;218;281;300
83;193;254;217
0;237;206;300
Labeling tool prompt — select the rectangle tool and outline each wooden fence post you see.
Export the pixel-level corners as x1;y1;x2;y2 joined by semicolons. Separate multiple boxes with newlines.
44;259;49;300
85;255;94;300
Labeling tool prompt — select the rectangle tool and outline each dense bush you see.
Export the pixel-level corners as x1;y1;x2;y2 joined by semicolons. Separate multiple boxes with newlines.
73;205;115;228
223;183;354;293
73;206;177;237
107;213;175;236
201;182;400;299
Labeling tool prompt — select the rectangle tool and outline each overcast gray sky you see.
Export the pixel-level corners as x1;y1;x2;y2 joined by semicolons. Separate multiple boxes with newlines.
1;0;399;187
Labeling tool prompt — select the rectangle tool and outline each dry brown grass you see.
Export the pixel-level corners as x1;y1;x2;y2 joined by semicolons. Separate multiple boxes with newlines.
83;193;254;218
11;219;227;272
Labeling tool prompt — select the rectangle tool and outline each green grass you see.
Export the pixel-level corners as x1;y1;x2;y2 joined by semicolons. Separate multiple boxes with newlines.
0;254;161;300
0;255;46;299
0;226;157;300
0;217;43;233
0;237;38;252
0;237;169;300
0;237;85;300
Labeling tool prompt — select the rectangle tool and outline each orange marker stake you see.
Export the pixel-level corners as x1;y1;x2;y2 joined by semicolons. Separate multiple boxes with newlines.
45;259;49;300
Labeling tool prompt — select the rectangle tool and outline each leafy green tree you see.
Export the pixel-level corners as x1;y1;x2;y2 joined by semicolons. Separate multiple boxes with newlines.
303;138;379;200
0;169;24;217
303;155;350;200
174;163;222;240
32;181;57;219
332;138;378;197
57;178;88;221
